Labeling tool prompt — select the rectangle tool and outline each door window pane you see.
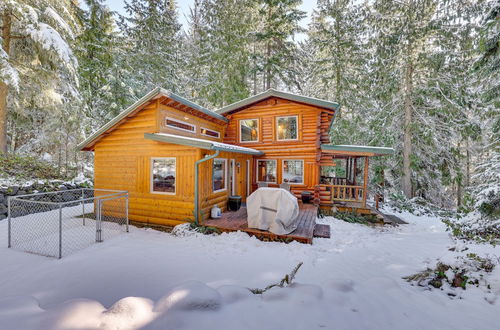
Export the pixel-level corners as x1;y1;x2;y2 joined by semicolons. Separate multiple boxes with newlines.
213;159;227;192
257;160;277;183
240;119;259;142
282;160;303;184
152;158;176;193
277;116;298;140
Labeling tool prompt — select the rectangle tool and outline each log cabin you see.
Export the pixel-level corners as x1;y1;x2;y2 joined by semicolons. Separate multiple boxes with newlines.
78;87;393;237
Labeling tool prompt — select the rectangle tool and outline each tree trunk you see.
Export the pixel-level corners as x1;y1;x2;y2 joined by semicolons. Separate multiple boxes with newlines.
457;141;462;207
0;12;12;153
465;138;470;187
402;55;413;199
265;40;271;90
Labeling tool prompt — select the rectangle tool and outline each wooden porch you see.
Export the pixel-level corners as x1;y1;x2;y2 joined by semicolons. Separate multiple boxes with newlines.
204;203;329;244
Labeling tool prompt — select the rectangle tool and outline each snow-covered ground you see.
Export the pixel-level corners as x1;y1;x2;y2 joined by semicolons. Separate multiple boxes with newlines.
0;209;499;330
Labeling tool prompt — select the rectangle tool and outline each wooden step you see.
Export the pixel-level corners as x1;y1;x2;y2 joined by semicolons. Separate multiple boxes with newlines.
313;223;331;238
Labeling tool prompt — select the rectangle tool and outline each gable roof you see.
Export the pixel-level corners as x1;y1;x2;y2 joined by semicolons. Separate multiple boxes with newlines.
77;87;227;151
215;89;340;115
144;133;264;156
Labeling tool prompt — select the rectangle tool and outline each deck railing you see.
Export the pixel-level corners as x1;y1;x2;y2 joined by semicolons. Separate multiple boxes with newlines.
320;184;365;205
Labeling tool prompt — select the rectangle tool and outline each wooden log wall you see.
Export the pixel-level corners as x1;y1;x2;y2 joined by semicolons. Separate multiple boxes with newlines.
222;97;335;195
93;99;225;227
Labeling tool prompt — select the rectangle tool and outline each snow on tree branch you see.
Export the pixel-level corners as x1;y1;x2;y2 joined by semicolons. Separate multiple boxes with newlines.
0;47;19;91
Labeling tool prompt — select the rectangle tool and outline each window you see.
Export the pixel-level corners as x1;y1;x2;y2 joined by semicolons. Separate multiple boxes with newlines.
151;158;176;194
240;119;259;142
282;160;304;184
201;127;220;138
165;117;195;133
257;160;277;183
276;116;298;141
213;158;227;192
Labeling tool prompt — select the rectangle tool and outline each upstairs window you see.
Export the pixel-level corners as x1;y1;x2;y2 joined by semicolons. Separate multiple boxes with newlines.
277;116;298;141
201;127;220;138
240;119;259;142
165;117;195;133
282;160;304;184
151;158;176;194
257;160;277;183
213;159;227;192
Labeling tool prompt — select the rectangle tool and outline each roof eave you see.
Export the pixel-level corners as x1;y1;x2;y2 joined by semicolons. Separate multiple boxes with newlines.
145;133;263;156
215;89;340;115
77;87;164;151
78;87;227;151
321;144;394;156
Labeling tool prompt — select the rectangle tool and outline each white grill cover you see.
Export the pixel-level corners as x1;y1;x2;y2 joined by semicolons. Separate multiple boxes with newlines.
247;188;299;235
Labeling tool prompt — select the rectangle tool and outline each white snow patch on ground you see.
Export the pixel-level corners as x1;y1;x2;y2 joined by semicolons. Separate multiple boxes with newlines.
0;209;499;329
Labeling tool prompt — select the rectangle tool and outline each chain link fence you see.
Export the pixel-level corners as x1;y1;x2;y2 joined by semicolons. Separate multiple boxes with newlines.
7;189;128;258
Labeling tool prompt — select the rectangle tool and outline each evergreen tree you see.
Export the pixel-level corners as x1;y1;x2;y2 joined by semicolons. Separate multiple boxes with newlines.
194;0;255;107
253;0;305;91
119;0;184;96
0;0;80;158
75;0;130;125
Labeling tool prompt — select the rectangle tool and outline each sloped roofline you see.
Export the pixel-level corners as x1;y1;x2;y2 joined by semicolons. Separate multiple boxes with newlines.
77;87;227;151
215;89;340;115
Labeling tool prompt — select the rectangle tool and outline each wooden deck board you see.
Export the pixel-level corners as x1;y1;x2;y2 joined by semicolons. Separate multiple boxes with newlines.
204;203;326;244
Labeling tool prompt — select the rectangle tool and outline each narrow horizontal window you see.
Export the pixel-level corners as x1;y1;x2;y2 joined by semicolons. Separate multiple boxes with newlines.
240;119;259;142
257;159;277;183
166;117;195;133
201;127;220;138
151;158;176;194
277;116;298;141
282;159;304;184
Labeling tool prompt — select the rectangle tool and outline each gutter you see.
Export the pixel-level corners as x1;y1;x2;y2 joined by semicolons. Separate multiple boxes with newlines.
194;150;220;225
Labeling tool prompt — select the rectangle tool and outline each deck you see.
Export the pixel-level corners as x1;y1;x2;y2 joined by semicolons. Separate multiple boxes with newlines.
204;203;329;244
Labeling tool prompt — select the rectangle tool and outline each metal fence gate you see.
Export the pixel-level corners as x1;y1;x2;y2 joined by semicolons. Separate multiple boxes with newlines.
7;188;128;258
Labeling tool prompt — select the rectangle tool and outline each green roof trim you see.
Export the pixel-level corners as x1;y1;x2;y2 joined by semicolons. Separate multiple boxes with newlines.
144;133;264;156
321;144;394;156
215;89;340;115
77;87;227;150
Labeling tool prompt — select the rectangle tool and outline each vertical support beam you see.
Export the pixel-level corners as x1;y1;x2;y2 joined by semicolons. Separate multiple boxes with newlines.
345;158;350;185
7;197;11;248
353;158;357;185
362;157;369;208
58;204;63;259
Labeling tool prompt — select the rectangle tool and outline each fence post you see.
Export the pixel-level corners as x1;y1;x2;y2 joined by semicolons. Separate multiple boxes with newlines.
96;199;102;243
7;197;11;248
125;193;129;233
58;204;63;259
82;189;85;226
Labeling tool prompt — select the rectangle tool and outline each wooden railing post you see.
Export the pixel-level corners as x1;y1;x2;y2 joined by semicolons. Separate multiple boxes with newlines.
362;157;369;208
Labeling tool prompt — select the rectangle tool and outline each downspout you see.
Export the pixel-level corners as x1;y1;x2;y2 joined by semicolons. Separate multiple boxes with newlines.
194;149;220;226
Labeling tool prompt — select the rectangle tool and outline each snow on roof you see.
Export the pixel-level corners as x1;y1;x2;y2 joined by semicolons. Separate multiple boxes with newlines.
215;89;340;114
145;133;264;156
321;144;394;156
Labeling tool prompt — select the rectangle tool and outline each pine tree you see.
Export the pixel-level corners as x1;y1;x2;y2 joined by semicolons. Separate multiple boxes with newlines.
254;0;305;91
119;0;184;96
191;0;255;107
0;0;80;155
